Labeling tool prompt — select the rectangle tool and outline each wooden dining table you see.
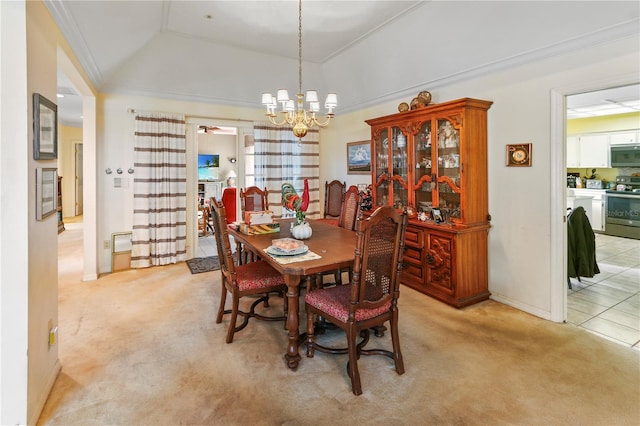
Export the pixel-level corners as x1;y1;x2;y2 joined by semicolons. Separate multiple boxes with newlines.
228;218;357;370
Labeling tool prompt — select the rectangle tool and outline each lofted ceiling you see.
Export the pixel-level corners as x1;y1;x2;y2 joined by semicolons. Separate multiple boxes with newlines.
47;1;640;127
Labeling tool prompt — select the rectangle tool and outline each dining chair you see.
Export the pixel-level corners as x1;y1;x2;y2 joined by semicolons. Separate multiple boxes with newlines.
317;185;362;287
305;205;408;395
210;198;288;344
240;186;269;214
238;186;270;263
322;180;346;224
197;205;210;236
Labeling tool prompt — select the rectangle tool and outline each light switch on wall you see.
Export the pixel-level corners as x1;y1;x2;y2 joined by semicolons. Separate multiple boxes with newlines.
114;177;129;188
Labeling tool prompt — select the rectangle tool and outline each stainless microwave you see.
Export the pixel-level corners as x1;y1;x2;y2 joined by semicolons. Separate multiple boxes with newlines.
610;144;640;167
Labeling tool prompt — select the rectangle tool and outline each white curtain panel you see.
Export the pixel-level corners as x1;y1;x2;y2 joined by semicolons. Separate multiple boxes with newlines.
131;112;187;268
253;123;320;219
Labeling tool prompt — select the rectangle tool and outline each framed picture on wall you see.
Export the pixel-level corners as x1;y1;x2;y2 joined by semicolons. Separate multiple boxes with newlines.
36;167;58;220
346;140;372;174
33;93;58;160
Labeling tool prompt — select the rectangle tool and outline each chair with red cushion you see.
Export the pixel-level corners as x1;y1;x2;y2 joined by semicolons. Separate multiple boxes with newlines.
304;205;408;395
210;198;287;343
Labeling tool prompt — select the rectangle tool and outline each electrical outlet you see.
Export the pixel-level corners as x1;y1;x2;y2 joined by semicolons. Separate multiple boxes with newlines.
104;240;110;249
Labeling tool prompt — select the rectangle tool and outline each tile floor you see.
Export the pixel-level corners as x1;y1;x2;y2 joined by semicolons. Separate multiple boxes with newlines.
199;232;640;350
567;233;640;351
196;234;219;258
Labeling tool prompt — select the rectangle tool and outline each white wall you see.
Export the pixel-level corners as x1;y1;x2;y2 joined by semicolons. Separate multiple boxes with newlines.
0;2;30;424
321;35;640;320
24;2;63;424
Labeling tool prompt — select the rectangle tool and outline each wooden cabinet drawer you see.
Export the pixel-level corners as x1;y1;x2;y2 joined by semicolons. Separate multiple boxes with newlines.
404;225;424;248
403;245;422;263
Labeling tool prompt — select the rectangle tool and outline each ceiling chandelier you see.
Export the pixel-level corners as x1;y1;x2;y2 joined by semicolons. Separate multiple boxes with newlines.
261;0;337;140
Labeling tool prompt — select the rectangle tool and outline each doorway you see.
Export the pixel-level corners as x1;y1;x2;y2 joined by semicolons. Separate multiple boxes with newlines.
559;81;640;348
186;117;252;259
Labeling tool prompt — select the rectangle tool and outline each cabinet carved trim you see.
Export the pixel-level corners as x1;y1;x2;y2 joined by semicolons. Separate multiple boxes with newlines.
426;235;453;292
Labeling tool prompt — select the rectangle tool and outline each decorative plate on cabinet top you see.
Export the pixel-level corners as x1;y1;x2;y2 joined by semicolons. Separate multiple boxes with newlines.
418;91;432;105
398;102;410;112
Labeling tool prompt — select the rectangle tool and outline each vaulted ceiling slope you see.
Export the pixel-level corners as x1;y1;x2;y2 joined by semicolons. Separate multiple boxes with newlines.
47;1;639;116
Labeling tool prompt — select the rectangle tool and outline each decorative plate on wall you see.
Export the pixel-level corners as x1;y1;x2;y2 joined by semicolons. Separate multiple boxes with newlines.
506;143;532;167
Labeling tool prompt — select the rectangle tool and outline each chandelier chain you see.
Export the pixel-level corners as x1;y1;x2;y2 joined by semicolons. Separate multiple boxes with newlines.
298;0;303;95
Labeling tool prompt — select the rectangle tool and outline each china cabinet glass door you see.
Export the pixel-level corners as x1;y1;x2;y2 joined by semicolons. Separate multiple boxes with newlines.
374;128;389;207
391;126;408;209
435;118;461;221
414;120;434;214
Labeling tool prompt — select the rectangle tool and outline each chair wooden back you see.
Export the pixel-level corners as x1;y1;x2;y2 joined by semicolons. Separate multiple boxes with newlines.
198;205;210;235
338;185;361;231
240;186;269;213
324;180;346;219
350;206;408;311
210;198;237;285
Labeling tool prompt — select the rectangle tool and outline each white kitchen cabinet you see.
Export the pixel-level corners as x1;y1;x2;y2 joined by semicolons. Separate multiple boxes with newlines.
609;130;638;145
566;134;609;168
568;188;606;232
567;135;579;167
578;134;609;168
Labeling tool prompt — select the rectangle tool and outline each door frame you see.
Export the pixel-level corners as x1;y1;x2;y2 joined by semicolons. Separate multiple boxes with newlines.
74;141;83;216
550;73;639;322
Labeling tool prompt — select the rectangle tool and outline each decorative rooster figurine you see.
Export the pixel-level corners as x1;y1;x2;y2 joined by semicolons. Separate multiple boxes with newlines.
300;179;310;212
282;179;310;224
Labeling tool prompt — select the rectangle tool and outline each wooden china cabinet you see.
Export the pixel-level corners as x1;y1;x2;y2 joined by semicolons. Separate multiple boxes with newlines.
365;98;492;308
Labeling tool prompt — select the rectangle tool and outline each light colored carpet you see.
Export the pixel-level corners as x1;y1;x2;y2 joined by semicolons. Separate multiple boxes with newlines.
39;223;639;425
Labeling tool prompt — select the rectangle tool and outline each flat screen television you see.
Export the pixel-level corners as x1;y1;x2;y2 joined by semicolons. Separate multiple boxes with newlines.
198;154;220;180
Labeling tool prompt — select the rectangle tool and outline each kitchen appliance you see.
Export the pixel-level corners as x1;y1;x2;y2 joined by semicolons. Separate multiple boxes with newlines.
610;144;640;167
605;176;640;239
585;179;603;189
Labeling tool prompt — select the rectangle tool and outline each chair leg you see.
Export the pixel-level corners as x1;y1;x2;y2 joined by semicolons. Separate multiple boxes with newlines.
216;285;228;324
235;242;243;265
346;324;362;395
306;308;316;358
390;314;405;375
226;296;240;344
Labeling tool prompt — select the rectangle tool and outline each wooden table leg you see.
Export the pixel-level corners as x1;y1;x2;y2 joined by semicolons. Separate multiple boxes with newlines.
284;274;302;369
235;241;243;265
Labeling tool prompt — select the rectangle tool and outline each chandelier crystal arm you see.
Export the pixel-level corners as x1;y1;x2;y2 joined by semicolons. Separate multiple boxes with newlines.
260;0;337;141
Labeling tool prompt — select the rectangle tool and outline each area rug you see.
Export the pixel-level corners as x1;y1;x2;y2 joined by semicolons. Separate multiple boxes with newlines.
186;256;220;274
